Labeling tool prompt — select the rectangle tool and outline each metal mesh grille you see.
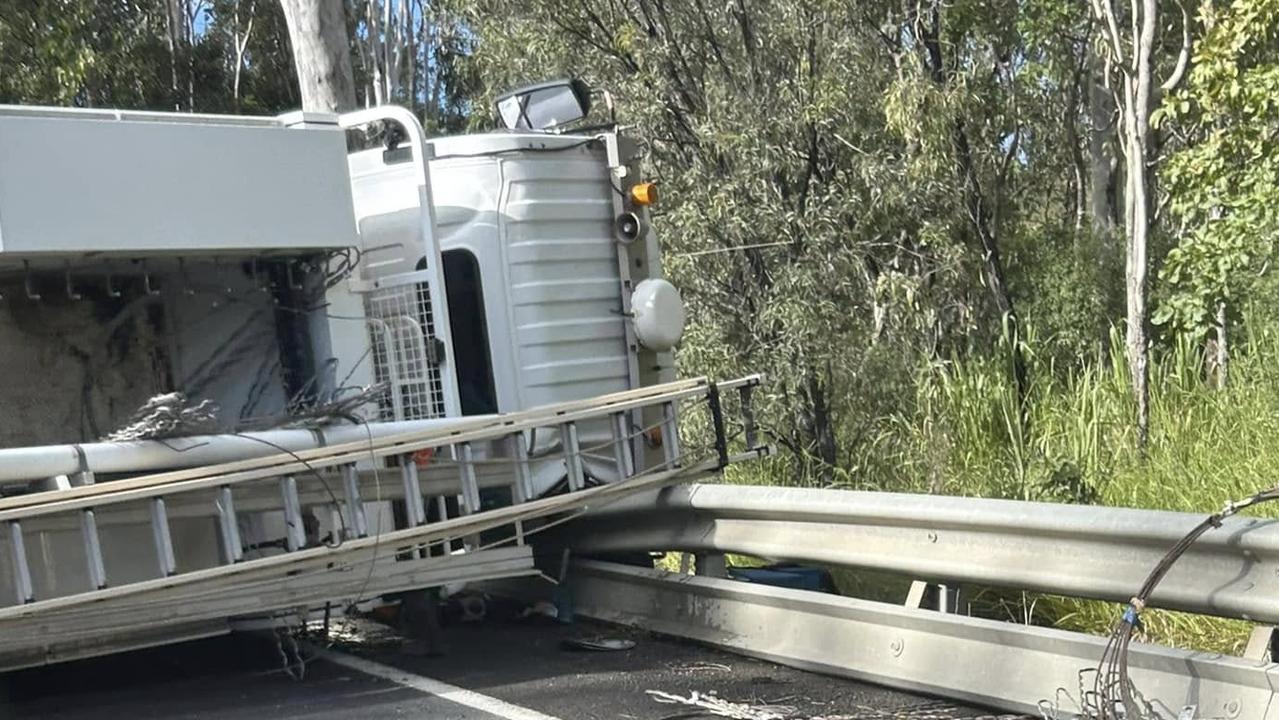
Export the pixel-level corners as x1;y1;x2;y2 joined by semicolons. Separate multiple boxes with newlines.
363;275;445;421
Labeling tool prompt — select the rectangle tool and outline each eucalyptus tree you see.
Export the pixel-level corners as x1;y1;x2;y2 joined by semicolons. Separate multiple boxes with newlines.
1157;0;1279;386
279;0;357;111
450;0;1088;484
0;0;174;107
1087;0;1192;447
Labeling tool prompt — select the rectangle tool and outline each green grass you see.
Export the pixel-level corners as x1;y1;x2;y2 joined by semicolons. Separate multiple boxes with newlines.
894;323;1279;653
719;321;1279;654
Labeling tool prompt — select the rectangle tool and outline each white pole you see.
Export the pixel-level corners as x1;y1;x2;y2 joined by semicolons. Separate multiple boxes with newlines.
0;418;482;485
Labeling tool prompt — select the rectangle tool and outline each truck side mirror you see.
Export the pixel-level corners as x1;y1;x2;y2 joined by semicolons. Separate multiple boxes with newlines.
495;79;592;131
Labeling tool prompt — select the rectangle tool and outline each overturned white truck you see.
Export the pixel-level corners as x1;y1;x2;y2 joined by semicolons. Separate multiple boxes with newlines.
0;83;765;670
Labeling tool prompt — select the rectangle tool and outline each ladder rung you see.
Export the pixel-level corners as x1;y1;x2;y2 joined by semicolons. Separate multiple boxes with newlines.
611;412;634;479
433;495;455;553
150;498;176;576
80;509;107;590
454;443;481;549
455;443;480;514
7;520;33;604
341;464;368;538
279;476;305;552
400;460;425;527
216;486;243;563
562;422;584;491
510;432;534;503
661;402;681;468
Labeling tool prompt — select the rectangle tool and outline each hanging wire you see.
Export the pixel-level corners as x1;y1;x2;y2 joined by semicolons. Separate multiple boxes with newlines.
1075;485;1279;720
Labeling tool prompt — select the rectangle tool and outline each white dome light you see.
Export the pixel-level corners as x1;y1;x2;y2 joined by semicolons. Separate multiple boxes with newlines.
631;278;685;351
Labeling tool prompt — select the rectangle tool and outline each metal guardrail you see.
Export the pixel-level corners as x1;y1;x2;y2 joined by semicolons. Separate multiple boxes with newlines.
568;561;1278;720
566;484;1279;625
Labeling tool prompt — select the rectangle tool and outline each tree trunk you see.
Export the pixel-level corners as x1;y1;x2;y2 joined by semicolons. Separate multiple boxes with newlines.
279;0;358;112
1088;66;1117;240
232;0;257;113
1212;300;1229;388
165;0;185;110
1089;63;1118;365
799;367;838;487
366;1;386;105
1091;0;1169;451
1119;0;1157;452
918;0;1030;429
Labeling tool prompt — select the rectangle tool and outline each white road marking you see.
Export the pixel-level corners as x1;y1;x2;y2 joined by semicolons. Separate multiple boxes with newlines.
316;647;564;720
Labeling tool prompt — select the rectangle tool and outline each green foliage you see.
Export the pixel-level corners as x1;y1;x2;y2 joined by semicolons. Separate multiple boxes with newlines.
453;0;1111;486
0;0;301;113
825;316;1279;652
1158;0;1279;337
0;1;172;107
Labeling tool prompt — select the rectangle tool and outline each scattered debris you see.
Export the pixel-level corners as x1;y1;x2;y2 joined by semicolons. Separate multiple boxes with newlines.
519;600;560;621
672;661;733;673
647;693;1032;720
647;689;794;719
562;637;636;652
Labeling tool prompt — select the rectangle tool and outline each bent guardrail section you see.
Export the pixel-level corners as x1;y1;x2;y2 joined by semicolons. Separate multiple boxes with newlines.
568;560;1279;720
567;483;1279;625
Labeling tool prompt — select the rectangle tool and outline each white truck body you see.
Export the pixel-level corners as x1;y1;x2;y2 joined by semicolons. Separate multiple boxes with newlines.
0;104;712;671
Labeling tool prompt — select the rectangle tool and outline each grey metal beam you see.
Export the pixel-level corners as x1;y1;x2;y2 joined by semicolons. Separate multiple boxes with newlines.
567;484;1279;625
569;560;1279;720
0;546;537;654
0;547;538;673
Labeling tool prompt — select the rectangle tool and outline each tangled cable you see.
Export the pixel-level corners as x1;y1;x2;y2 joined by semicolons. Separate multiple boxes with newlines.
1081;485;1279;720
102;392;221;441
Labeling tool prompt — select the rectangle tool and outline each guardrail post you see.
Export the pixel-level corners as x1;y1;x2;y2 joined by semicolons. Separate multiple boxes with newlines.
906;580;961;614
1245;626;1277;661
694;553;727;579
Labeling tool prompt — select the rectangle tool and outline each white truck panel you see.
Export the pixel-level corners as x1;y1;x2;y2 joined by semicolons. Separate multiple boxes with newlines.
0;108;357;254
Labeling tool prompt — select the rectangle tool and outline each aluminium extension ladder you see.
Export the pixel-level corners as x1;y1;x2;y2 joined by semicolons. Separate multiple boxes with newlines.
0;376;766;671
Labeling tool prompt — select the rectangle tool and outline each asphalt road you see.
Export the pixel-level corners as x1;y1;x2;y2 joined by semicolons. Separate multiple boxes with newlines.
1;612;1015;720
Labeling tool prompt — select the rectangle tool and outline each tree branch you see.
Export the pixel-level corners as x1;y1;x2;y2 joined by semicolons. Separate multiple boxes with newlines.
1160;1;1191;92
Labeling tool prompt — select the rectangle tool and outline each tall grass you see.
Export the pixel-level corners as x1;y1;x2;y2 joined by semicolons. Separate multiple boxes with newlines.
865;322;1279;653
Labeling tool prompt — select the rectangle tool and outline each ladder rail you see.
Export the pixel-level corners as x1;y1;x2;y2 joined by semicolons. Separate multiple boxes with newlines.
0;454;758;622
0;377;752;523
0;376;767;615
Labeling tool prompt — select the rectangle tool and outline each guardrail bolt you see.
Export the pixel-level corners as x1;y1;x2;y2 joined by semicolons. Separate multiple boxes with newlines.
890;638;904;657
